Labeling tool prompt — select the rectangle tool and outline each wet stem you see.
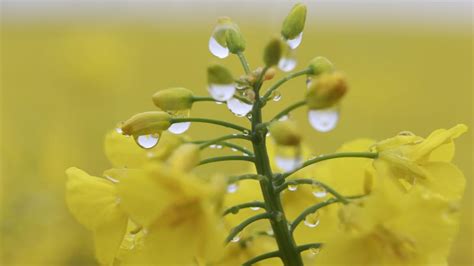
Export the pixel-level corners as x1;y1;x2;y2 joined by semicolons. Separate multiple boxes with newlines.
250;68;304;265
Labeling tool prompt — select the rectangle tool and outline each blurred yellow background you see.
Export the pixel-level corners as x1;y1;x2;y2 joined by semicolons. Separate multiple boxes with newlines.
1;1;472;265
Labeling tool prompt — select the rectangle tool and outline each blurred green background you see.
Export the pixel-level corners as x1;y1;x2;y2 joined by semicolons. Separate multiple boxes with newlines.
1;1;472;265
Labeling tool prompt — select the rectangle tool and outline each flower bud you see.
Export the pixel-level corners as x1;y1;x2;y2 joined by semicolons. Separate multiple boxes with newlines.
207;64;234;84
226;26;246;54
121;111;171;136
264;67;277;81
269;120;302;146
306;72;348;109
308;57;335;76
263;38;284;66
167;144;200;171
212;17;233;47
281;3;307;40
152;87;194;112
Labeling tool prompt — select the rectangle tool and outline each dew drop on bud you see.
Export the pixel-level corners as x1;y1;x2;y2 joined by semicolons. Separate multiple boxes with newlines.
278;57;297;72
208;83;236;101
308;108;339;132
312;183;327;198
275;155;303;172
227;97;253;117
227;183;239;193
135;134;160;149
286;32;303;49
168;122;191;134
209;36;229;59
304;212;320;228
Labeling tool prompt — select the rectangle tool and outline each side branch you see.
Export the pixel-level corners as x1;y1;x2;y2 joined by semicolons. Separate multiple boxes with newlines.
198;156;255;166
170;117;250;133
279;152;378;180
225;213;272;243
272;100;306;121
222;202;267;216
198;134;252;150
276;178;349;204
296;243;323;253
262;68;312;101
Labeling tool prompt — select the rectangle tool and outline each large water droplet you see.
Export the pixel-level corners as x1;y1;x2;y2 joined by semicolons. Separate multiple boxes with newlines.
304;212;321;228
208;36;229;59
308;108;339;132
278;57;297;72
288;183;298;192
208;83;236;101
227;98;253;117
272;91;282;102
312;183;327;198
286;32;303;49
135;134;160;149
275;156;303;172
168;122;191;134
227;183;239;193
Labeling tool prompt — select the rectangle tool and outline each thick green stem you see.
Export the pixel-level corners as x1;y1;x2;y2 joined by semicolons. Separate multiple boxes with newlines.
250;84;304;266
237;52;252;75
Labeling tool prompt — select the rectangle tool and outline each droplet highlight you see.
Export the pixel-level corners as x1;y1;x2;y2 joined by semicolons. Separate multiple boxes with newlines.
278;57;297;72
208;83;236;101
286;32;303;49
135;134;159;149
227;97;253;117
308;108;339;132
275;156;303;172
288;183;298;192
227;183;239;193
208;36;229;59
304;212;321;228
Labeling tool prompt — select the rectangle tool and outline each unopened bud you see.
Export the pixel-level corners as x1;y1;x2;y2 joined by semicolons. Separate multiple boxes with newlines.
281;3;307;40
212;17;233;48
308;57;334;76
263;38;284;66
152;87;194;112
226;26;246;54
269;120;302;146
167;144;200;171
121;111;171;136
207;64;234;84
306;72;348;109
264;68;277;80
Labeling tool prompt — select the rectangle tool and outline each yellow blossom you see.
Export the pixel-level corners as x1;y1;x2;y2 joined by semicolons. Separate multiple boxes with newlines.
373;124;467;200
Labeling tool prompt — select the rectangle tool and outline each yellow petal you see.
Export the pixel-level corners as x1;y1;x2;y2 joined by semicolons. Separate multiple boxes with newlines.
94;216;128;265
417;162;466;200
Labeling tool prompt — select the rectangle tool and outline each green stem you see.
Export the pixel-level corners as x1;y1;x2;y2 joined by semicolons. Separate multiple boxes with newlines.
262;68;312;101
198;134;251;150
225;213;271;243
222;202;266;216
242;250;281;266
272;100;307;121
237;52;252;75
276;178;349;204
191;140;253;156
250;78;304;266
198;155;255;166
279;152;378;180
170;117;250;133
191;96;223;103
227;174;263;184
296;243;323;253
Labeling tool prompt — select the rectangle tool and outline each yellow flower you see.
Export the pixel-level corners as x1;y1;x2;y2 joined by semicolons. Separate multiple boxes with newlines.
65;167;128;265
115;162;226;264
316;180;461;266
373;124;467;200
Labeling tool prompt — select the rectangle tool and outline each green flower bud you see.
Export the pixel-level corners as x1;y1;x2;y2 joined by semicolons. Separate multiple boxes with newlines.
263;38;284;66
152;87;194;112
269;120;302;146
207;64;234;84
121;111;171;136
213;17;233;47
308;57;335;76
306;72;348;109
167;144;200;171
226;26;246;54
281;3;307;40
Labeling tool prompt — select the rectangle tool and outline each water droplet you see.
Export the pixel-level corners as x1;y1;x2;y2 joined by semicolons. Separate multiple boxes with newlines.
312;183;327;198
227;98;253;117
304;212;320;228
278;115;289;121
115;128;123;134
286;32;303;49
306;76;313;89
275;156;303;172
288;183;298;192
227;183;239;193
278;57;297;72
309;247;320;255
215;101;224;105
242;152;249;157
135;134;160;149
243;130;250;136
246;113;253;120
398;131;415;136
168;122;191;134
308;108;339;132
208;83;236;101
231;148;238;152
215;144;223;149
266;229;274;236
266;132;271;137
210;144;217;149
230;234;241;243
250;202;261;211
272;91;282;102
208;36;229;59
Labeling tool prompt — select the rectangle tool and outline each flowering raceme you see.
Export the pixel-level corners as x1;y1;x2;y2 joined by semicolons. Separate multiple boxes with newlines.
65;3;468;266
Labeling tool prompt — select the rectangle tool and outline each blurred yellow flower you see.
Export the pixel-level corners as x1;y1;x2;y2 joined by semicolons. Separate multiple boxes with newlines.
373;124;467;200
